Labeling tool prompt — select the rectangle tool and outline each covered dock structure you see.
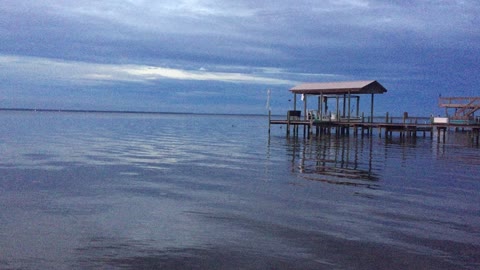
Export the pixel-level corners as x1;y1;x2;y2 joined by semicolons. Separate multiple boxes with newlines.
290;80;386;123
269;80;480;143
270;80;392;136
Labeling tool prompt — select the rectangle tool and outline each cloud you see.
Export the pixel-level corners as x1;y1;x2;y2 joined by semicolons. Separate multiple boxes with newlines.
121;66;296;85
2;0;477;67
0;55;296;86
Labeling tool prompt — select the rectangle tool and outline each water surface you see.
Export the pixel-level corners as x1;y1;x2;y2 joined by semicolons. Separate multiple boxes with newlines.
0;111;479;269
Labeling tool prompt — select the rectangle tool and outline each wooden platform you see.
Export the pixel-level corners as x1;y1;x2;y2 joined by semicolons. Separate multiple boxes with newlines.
269;118;480;143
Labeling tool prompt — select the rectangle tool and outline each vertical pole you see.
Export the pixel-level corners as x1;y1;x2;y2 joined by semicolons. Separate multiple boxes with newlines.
325;96;328;114
370;93;374;135
347;91;351;135
303;95;307;120
370;94;374;123
336;96;339;122
287;111;290;136
293;94;297;111
318;96;321;119
320;94;323;121
303;95;307;136
356;96;360;117
347;91;351;122
290;93;296;137
343;94;346;118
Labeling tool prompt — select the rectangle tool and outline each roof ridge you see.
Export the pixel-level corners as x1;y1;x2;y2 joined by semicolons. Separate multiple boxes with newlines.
290;80;387;94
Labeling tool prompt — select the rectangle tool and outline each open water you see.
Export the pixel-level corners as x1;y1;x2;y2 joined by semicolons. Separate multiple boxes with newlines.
0;111;479;269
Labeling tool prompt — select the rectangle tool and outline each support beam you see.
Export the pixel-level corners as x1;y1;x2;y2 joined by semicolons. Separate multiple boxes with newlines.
303;95;307;120
336;96;340;121
356;96;360;117
324;96;328;114
293;94;297;111
320;93;323;120
318;96;322;119
347;91;351;123
370;94;374;123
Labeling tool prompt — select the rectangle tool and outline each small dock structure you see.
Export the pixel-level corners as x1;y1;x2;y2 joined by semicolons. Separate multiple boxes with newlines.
269;80;480;143
439;97;480;125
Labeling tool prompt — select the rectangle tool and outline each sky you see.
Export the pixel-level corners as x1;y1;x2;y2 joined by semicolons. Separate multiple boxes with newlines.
0;0;479;115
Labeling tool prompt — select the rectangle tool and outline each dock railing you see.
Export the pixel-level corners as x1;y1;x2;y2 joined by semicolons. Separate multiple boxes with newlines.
270;111;480;144
274;112;432;125
271;111;474;126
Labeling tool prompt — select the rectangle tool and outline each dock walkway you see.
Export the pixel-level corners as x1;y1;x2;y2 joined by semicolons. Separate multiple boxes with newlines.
269;118;480;143
269;80;480;144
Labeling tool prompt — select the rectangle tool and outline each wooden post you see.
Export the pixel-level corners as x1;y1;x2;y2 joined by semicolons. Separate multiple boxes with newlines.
336;96;340;122
356;96;360;117
370;94;374;135
370;94;374;123
437;127;447;142
413;128;416;138
318;96;322;120
287;111;290;136
293;94;297;111
303;95;307;120
288;94;295;135
320;93;323;121
347;91;351;123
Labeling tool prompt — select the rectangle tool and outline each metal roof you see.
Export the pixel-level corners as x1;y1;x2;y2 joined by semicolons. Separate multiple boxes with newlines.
290;80;387;95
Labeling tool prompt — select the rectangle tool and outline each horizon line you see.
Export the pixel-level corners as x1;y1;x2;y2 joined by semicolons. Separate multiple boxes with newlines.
0;107;269;117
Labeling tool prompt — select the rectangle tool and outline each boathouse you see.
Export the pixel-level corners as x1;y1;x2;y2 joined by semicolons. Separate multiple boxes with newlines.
269;80;480;143
438;97;480;125
270;80;388;136
289;80;387;123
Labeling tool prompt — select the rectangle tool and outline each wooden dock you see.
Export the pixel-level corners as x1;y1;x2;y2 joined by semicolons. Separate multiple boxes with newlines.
269;117;480;144
269;81;480;144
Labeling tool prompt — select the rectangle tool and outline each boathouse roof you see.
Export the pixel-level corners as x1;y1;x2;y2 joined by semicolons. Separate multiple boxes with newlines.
290;80;387;95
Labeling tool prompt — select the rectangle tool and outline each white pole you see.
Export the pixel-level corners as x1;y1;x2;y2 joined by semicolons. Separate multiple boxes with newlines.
266;89;271;112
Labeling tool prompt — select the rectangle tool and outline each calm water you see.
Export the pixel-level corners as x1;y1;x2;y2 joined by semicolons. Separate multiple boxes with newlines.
0;111;479;269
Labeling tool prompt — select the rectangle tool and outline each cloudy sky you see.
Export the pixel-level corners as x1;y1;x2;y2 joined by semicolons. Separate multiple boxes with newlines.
1;0;479;115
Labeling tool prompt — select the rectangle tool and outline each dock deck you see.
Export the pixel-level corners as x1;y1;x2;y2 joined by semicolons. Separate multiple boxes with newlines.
269;81;480;144
269;117;480;143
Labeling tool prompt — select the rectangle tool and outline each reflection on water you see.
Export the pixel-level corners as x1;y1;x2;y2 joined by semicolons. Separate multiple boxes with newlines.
1;112;480;270
286;136;379;188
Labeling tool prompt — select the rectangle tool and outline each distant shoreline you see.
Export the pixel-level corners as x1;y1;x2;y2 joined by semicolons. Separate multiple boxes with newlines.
0;107;267;117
